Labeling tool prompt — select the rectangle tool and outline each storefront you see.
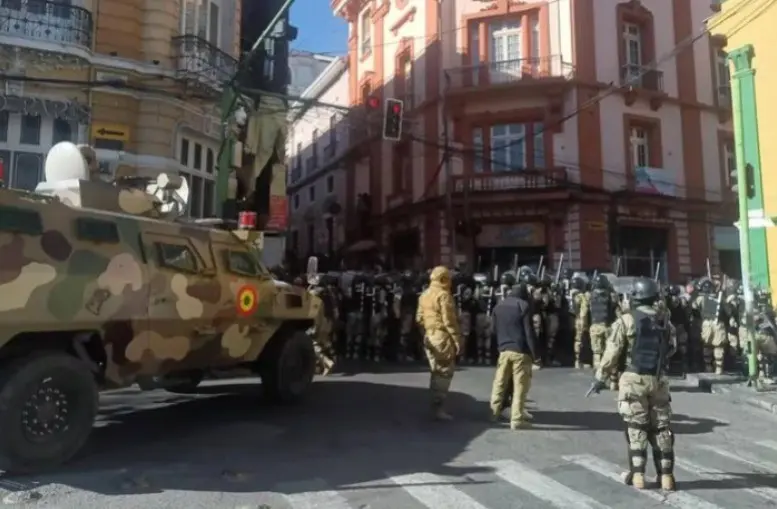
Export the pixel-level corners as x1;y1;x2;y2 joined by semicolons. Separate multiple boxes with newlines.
714;225;741;277
612;224;669;280
474;222;547;273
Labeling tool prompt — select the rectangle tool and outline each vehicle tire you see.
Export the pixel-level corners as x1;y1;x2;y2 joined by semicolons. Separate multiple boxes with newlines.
0;352;98;474
164;371;205;394
259;330;316;404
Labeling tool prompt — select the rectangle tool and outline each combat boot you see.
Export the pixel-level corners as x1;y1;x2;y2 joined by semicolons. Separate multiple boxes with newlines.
510;421;530;430
575;361;583;369
433;408;453;421
522;410;533;420
630;472;645;489
660;474;675;491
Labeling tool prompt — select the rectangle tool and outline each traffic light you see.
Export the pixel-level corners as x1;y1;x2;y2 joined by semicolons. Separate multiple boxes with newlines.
383;98;404;141
746;163;756;199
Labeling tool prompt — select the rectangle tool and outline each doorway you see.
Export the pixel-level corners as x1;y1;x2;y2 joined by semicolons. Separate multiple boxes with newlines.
389;229;420;270
613;225;669;280
474;246;547;274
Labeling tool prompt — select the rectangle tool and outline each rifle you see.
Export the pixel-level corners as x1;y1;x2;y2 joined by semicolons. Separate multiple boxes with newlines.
555;254;564;284
585;379;606;397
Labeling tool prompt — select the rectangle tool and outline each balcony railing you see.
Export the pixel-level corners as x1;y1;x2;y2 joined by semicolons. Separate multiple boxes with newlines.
172;35;238;88
620;64;664;92
451;168;568;193
0;0;93;50
445;55;574;90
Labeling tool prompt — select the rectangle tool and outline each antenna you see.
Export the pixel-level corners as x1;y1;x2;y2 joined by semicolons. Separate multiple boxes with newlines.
44;142;88;182
144;173;190;219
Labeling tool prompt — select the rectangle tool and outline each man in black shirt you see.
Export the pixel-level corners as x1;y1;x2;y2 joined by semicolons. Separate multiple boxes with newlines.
489;283;538;429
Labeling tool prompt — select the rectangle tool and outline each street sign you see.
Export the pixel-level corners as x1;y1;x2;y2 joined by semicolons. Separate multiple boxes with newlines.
91;123;130;141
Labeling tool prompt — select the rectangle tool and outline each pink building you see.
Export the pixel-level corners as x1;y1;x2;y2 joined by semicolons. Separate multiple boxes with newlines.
327;0;736;278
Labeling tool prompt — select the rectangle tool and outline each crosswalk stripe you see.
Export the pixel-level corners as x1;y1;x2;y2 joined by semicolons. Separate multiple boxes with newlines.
385;472;489;509
698;444;777;473
278;478;352;509
563;454;725;509
475;460;609;508
756;440;777;454
676;458;777;501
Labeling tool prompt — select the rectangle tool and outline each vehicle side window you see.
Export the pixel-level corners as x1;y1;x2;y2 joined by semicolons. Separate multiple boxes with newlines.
156;243;198;272
224;250;259;276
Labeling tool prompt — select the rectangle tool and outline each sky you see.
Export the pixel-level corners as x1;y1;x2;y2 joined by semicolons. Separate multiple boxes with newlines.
290;0;348;54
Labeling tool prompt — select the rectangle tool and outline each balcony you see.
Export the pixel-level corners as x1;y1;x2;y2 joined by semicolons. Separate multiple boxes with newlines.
172;35;238;89
451;168;568;194
620;64;663;93
0;0;93;51
444;55;574;93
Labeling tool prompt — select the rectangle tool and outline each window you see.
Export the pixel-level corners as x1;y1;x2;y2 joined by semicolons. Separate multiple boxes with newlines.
0;205;42;235
630;126;649;168
206;148;214;174
156;243;198;272
293;193;300;210
329;115;337;146
20;115;41;145
0;111;7;143
532;122;544;168
180;138;190;166
181;0;220;45
623;22;642;84
469;23;480;86
209;2;220;45
489;20;521;82
723;140;735;186
530;15;540;72
190;175;203;217
193;143;202;170
473;128;484;173
308;184;316;202
295;142;302;168
360;8;371;55
312;129;318;162
224;250;260;276
716;50;731;105
326;174;334;193
75;218;119;243
52;118;72;144
490;124;526;171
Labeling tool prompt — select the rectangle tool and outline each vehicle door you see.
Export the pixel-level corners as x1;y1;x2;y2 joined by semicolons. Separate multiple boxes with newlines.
141;230;218;369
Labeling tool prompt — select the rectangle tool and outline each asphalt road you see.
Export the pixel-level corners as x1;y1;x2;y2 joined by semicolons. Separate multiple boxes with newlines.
2;365;777;508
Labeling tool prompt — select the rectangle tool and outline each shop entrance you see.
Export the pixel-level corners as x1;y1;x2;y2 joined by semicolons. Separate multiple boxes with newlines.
613;225;669;281
474;222;548;274
474;247;547;273
389;229;420;270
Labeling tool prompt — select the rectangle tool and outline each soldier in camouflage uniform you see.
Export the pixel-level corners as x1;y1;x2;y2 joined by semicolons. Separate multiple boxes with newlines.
692;278;727;374
416;266;461;420
591;278;677;491
588;274;617;378
569;274;590;368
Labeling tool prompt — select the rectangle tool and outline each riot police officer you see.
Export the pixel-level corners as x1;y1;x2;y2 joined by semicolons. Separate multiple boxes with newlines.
588;274;616;372
569;273;590;368
692;277;727;374
590;278;677;491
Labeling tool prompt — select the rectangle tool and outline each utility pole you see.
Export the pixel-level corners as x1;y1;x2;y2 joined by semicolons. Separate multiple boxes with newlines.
731;67;758;384
215;0;296;217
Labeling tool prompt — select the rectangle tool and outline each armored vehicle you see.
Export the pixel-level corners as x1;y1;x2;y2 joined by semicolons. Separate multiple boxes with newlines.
0;142;321;473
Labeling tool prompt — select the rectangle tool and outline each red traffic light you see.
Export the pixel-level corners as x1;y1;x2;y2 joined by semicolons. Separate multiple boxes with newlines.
367;97;380;109
391;103;402;114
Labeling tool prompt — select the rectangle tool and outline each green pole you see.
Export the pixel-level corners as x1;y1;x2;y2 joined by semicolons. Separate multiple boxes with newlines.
730;69;758;383
215;0;296;217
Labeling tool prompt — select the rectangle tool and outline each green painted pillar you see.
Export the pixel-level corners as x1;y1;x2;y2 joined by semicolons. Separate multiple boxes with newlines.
729;44;770;289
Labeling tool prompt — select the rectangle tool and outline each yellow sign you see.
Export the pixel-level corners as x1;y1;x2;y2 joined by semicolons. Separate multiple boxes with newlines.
586;221;607;231
91;123;129;141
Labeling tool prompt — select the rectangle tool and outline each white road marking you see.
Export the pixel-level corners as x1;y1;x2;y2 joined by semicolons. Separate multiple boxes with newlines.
278;478;352;509
676;457;777;501
563;454;725;509
385;471;489;509
699;444;777;473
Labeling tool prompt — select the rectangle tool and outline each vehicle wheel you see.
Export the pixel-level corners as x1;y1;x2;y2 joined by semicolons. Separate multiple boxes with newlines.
259;330;316;403
164;371;205;394
0;352;98;474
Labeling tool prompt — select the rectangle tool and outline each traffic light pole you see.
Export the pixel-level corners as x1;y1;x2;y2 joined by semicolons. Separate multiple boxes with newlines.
731;71;758;384
215;0;296;217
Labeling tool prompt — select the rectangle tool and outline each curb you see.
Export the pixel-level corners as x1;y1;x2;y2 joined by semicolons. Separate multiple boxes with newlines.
688;373;777;415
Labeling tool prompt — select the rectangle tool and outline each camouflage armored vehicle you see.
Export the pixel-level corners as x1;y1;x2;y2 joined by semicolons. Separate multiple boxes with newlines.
0;142;321;473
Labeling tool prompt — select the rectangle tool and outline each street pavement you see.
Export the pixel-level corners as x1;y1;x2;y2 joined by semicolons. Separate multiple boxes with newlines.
2;365;777;508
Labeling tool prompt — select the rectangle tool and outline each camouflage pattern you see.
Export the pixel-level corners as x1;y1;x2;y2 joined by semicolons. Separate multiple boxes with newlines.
368;284;389;361
489;351;533;428
0;181;321;388
589;324;608;370
571;290;589;368
692;294;727;374
415;266;460;419
596;305;677;491
741;326;777;379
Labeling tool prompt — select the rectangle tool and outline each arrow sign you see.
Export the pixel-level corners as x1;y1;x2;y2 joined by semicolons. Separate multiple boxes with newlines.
97;128;124;136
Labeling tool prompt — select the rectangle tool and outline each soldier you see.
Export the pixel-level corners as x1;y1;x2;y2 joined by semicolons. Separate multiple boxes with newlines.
589;278;677;491
665;285;691;373
416;266;461;421
750;288;777;380
569;273;590;368
490;282;537;429
588;274;616;371
723;280;742;362
692;278;728;374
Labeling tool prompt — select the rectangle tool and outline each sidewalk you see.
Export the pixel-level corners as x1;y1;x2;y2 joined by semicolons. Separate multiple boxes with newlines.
686;372;777;414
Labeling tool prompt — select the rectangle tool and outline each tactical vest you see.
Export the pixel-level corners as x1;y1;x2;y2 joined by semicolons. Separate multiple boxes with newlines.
626;308;667;376
701;295;718;320
589;291;610;325
668;300;685;326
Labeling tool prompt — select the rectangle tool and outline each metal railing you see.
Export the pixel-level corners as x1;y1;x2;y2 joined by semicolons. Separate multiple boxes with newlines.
172;35;238;88
451;167;568;193
445;55;575;89
0;0;93;49
620;64;664;92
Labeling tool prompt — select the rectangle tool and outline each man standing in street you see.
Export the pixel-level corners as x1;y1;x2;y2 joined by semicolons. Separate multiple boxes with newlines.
416;266;461;421
489;282;538;430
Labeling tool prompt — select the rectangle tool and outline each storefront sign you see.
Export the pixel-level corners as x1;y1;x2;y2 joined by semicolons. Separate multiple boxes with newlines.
634;166;676;197
477;223;545;248
0;94;89;124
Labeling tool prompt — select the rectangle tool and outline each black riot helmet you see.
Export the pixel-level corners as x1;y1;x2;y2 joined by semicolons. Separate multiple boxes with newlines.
570;272;588;290
500;271;517;286
698;277;715;294
630;277;660;305
591;274;611;291
510;282;530;300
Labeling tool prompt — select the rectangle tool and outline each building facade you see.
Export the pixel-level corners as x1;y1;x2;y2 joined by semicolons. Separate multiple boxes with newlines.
0;0;241;218
709;0;774;291
327;0;736;277
287;56;349;256
288;50;337;96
